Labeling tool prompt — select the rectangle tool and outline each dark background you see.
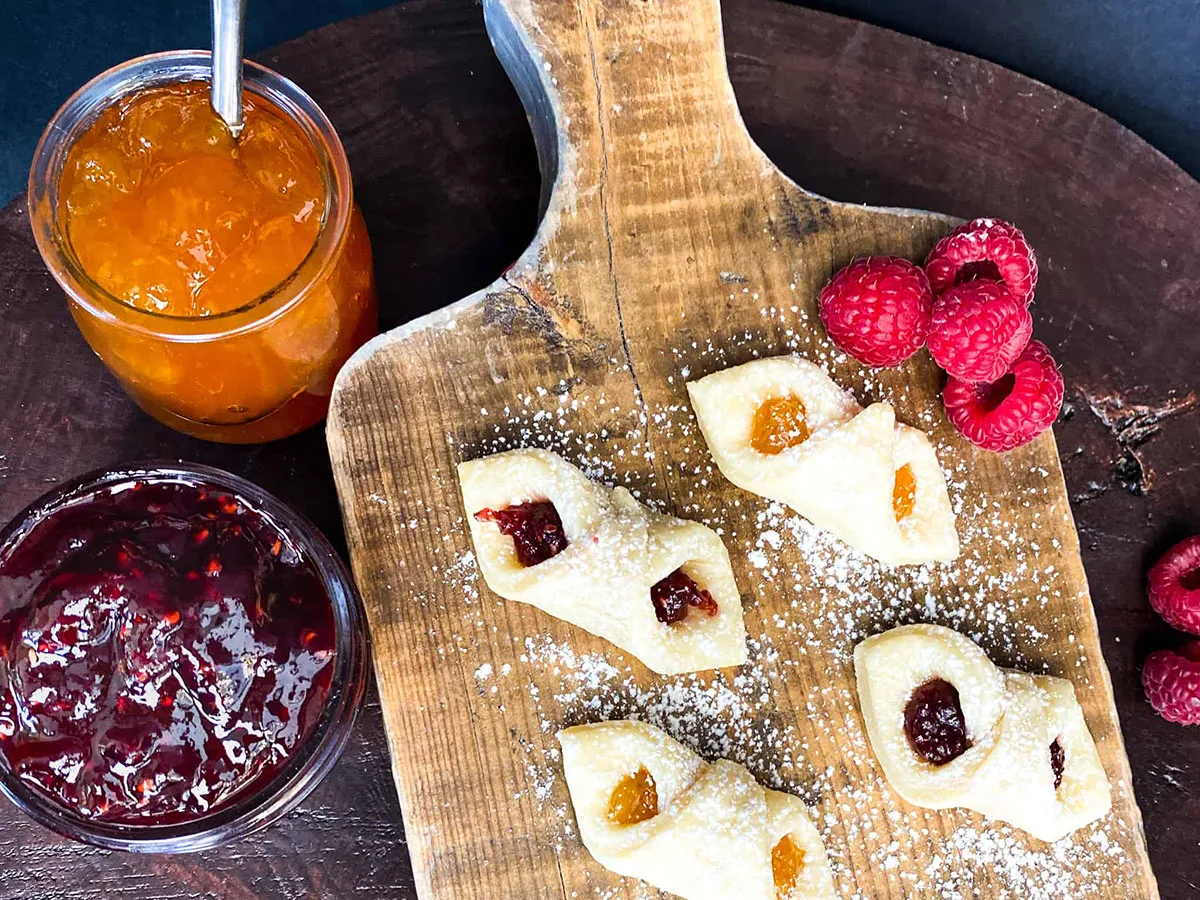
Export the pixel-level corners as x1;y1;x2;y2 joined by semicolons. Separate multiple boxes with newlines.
1;0;1199;205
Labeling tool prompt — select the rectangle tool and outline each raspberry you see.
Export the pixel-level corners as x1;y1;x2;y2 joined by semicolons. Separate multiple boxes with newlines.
1142;642;1200;725
818;257;933;367
927;282;1033;382
943;340;1063;452
1148;536;1200;634
925;218;1038;305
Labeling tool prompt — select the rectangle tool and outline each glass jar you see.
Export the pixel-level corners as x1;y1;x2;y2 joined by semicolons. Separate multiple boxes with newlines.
0;462;370;852
28;52;377;444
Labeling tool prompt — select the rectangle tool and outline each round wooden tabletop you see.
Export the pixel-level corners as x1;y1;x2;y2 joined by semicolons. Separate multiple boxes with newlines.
0;0;1195;897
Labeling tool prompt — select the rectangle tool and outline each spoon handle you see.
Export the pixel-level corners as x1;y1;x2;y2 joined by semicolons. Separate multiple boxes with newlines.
211;0;247;136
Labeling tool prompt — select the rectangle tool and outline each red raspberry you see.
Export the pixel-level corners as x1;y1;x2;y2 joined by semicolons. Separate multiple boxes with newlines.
1148;536;1200;634
927;282;1033;382
818;257;933;367
943;339;1063;452
925;218;1039;305
1142;642;1200;725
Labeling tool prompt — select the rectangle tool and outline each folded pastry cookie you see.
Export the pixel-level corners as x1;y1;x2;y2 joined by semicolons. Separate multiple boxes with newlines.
967;670;1114;843
559;720;836;900
686;356;958;566
852;623;1008;809
853;624;1111;842
459;449;747;674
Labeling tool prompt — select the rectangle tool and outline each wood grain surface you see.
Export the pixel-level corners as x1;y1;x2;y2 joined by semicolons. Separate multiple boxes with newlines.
0;0;1195;898
325;0;1168;898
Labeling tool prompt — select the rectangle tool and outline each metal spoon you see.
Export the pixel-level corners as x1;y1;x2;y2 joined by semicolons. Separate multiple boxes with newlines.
210;0;247;137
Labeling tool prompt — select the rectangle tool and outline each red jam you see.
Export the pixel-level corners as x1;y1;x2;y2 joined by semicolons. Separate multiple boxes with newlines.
0;478;336;825
651;569;718;625
474;501;568;567
1050;738;1065;789
903;678;970;766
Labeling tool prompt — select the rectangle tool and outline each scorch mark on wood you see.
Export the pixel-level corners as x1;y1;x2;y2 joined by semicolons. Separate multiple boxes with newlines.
1074;386;1199;495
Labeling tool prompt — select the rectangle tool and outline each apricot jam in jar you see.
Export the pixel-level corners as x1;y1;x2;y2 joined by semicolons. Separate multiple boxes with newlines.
29;53;377;443
0;464;368;852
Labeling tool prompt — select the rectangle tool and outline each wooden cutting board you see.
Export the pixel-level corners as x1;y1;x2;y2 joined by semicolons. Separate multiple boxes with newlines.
326;0;1158;897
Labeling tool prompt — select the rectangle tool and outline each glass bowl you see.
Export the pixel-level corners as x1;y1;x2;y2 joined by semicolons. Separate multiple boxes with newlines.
27;51;377;444
0;462;369;852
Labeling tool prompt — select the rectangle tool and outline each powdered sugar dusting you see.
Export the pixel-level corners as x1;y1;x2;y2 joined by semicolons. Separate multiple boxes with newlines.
389;310;1142;897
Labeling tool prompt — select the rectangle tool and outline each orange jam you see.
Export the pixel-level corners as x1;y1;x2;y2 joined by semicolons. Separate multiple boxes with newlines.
61;83;323;317
750;396;811;455
50;80;376;443
607;766;659;825
893;463;917;521
772;834;806;897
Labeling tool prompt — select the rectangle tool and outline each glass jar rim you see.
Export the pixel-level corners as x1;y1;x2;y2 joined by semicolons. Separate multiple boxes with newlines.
27;51;355;344
0;461;370;853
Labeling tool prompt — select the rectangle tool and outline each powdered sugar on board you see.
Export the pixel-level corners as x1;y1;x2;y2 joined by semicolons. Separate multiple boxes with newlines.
396;321;1143;897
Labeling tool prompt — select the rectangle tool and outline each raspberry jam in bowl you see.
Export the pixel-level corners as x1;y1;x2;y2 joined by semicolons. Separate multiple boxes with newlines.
0;463;368;851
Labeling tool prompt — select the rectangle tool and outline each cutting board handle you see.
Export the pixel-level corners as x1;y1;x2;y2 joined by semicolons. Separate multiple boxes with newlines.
484;0;775;222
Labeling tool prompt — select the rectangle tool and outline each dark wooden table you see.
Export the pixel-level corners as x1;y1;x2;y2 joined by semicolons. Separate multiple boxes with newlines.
0;0;1196;897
